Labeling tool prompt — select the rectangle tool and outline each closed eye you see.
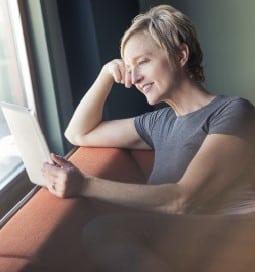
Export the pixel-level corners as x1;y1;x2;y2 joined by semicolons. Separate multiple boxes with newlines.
138;59;149;65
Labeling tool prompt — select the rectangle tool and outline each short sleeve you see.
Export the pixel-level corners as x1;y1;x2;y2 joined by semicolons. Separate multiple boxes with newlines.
208;97;255;140
134;107;176;149
134;112;155;148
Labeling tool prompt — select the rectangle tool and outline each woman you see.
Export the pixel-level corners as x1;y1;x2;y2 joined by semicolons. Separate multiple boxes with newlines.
43;4;255;271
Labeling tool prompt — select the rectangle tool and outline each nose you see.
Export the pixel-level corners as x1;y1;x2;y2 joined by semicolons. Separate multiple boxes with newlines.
131;68;143;85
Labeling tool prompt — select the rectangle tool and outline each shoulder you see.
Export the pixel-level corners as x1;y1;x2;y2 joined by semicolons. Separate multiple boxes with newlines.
215;95;255;114
135;106;175;129
209;95;255;138
211;95;255;123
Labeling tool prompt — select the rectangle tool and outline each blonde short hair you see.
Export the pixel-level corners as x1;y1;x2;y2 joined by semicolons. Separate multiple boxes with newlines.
121;5;205;82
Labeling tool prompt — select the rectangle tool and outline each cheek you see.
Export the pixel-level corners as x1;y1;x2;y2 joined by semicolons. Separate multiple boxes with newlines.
155;59;174;78
161;59;175;74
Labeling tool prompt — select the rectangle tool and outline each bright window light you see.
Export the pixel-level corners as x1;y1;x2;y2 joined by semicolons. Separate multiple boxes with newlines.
0;0;35;189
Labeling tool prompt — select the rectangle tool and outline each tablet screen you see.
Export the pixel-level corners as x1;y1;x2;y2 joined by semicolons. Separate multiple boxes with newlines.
1;102;52;186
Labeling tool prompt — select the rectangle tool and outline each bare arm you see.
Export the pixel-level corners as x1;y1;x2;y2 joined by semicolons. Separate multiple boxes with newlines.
64;67;113;145
43;134;255;214
65;59;149;150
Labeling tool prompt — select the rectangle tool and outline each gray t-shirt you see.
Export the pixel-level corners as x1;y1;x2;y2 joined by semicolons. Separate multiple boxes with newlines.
135;95;255;185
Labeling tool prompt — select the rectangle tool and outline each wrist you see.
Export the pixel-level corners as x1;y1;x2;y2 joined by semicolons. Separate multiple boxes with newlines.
100;65;115;83
80;175;93;197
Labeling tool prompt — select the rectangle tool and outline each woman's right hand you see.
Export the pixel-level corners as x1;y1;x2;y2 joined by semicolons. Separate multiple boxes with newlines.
103;59;132;88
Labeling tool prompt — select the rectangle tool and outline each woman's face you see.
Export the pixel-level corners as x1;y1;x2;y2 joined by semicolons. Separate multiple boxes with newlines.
123;32;182;105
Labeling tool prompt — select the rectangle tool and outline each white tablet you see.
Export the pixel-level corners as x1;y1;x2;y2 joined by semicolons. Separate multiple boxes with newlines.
0;102;52;186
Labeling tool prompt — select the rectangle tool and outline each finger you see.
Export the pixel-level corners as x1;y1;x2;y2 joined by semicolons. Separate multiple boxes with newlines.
125;69;132;88
50;153;72;168
112;65;123;83
110;59;125;84
48;180;56;192
118;62;126;84
42;163;61;181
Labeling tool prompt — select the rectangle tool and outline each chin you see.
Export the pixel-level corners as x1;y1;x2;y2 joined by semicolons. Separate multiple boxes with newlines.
146;99;155;106
146;96;160;106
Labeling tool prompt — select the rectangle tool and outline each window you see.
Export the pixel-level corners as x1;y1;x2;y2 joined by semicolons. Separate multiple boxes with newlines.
0;0;35;189
0;0;73;223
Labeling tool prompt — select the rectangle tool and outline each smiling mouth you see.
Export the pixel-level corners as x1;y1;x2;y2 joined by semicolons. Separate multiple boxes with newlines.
141;83;153;93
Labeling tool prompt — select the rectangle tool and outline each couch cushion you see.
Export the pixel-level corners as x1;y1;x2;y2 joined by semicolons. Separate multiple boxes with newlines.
70;147;146;183
0;189;95;271
130;149;154;181
0;147;148;271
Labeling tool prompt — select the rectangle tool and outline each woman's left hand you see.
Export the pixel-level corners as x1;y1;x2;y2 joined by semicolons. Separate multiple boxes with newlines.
42;153;87;198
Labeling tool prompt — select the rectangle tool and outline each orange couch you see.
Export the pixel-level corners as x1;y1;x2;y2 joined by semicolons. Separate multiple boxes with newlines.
1;147;255;271
0;147;153;271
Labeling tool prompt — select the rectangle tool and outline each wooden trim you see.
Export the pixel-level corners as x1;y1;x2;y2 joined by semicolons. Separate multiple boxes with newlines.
0;170;34;221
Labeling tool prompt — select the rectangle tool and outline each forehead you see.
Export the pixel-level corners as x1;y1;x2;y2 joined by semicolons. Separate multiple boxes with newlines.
123;32;164;65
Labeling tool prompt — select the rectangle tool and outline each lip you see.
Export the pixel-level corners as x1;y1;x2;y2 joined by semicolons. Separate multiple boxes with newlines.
139;83;154;93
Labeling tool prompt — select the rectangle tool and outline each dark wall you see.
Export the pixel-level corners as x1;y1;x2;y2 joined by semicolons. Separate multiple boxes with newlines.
57;0;152;120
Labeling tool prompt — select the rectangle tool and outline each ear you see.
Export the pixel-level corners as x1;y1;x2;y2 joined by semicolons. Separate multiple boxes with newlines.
179;43;189;67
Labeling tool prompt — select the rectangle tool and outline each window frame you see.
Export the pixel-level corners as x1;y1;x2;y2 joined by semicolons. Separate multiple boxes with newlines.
0;0;73;224
19;0;73;155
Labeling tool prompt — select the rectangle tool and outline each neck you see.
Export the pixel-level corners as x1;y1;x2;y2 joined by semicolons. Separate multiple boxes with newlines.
164;80;215;116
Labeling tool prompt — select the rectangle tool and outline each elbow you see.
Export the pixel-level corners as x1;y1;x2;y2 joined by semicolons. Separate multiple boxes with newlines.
174;197;188;214
64;129;94;147
172;184;190;214
159;186;189;215
162;198;187;215
64;129;83;146
64;129;77;146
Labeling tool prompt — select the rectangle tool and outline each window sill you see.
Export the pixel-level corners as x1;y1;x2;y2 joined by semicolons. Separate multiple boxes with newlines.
0;170;35;222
